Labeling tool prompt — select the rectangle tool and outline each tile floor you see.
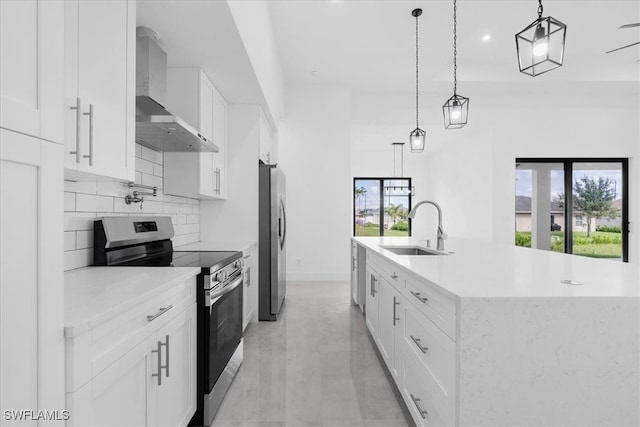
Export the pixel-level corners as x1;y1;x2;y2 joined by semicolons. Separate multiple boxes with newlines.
211;281;414;427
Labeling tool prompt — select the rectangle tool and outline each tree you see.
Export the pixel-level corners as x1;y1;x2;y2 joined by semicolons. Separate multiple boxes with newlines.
573;176;619;237
385;203;407;226
354;186;366;212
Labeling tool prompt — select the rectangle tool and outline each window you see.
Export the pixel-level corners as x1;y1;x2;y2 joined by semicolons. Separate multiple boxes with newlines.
354;178;412;237
515;158;629;262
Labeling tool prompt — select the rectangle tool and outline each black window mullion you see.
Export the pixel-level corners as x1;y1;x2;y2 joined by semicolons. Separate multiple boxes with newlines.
564;160;573;254
379;179;385;236
622;159;629;262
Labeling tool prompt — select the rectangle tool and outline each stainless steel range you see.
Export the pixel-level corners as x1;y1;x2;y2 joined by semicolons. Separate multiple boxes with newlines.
93;216;244;427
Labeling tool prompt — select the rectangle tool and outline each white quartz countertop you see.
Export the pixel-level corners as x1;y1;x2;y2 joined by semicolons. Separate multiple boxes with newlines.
354;236;639;298
64;267;200;337
174;240;256;253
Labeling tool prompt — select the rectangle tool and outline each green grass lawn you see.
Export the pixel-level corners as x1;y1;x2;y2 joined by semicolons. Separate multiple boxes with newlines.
355;224;408;237
515;231;621;259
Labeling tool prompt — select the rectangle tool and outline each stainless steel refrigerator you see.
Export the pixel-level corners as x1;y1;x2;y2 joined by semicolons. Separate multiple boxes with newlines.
259;161;286;320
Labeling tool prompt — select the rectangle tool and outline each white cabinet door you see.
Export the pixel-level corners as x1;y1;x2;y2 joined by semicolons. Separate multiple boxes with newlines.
365;266;379;339
243;248;257;330
377;277;395;370
64;0;135;181
350;243;358;304
0;129;65;425
155;304;197;427
0;0;64;143
67;336;156;427
211;87;228;198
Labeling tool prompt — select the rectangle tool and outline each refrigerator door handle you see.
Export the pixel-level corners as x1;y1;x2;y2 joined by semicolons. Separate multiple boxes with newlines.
279;199;287;249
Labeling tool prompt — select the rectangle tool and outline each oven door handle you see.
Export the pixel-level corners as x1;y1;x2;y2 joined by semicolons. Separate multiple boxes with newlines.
207;275;243;308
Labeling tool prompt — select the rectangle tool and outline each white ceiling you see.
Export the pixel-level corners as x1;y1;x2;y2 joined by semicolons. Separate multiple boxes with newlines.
268;0;640;95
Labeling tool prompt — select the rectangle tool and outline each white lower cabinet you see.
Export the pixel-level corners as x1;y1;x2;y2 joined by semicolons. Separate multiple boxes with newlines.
242;243;258;331
362;245;456;427
66;279;197;427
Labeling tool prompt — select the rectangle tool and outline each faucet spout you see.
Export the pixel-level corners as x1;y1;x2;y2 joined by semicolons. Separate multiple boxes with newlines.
408;200;446;251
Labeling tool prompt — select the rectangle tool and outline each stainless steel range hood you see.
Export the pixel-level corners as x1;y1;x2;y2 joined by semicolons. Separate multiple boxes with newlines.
135;27;218;153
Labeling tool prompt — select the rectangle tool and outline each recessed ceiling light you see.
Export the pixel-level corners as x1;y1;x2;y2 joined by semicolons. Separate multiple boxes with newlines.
311;70;319;77
482;34;491;42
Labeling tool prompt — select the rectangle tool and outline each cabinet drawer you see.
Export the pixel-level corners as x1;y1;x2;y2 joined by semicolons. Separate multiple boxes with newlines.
367;251;405;288
66;277;196;392
403;349;454;427
405;275;456;340
404;304;456;410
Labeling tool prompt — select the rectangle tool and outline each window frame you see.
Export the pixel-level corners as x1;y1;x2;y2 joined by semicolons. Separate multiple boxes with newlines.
353;177;413;237
516;157;629;262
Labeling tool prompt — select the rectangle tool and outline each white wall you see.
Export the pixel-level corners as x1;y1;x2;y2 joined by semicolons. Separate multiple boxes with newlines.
227;0;285;124
64;143;200;270
200;105;260;243
278;85;352;280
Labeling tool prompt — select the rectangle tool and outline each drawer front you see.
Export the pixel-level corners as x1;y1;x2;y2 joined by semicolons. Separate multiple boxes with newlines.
367;251;405;288
404;304;456;410
66;276;197;392
403;349;454;427
405;276;456;340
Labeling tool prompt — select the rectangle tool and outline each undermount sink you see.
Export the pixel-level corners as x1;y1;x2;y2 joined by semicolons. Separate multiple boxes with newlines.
380;245;449;256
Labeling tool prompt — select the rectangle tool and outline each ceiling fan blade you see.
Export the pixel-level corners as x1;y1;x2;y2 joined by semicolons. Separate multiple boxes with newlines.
619;23;640;29
605;41;640;54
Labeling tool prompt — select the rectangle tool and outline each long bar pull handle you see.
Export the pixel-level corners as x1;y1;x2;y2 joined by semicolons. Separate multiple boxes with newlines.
352;256;356;271
69;97;82;163
410;291;428;304
163;334;170;378
146;305;173;322
393;296;400;326
151;340;163;386
370;275;373;297
410;335;428;354
371;276;377;296
410;393;428;419
83;104;94;166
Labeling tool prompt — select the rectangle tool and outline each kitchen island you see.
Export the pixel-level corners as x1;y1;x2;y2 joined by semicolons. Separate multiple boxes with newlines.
353;236;639;427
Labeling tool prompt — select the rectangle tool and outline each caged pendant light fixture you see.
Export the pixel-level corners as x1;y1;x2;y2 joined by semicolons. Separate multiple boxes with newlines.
515;0;567;76
409;8;425;153
442;0;469;129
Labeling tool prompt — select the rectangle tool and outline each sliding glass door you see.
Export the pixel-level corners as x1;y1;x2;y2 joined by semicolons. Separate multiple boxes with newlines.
515;159;628;262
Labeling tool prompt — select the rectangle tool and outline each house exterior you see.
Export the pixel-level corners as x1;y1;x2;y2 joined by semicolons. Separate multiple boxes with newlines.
515;196;594;233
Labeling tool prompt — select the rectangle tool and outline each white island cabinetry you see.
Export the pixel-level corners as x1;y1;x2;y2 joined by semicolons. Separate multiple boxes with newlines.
355;236;639;427
65;267;200;427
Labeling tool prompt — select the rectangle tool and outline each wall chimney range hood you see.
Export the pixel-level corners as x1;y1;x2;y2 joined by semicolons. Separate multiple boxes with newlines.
135;27;218;153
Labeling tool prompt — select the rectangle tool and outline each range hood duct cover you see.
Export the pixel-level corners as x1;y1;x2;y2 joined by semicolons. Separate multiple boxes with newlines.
135;27;218;153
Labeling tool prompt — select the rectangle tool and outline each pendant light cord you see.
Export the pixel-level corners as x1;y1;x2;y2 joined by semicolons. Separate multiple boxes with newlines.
415;12;419;128
453;0;457;96
538;0;543;18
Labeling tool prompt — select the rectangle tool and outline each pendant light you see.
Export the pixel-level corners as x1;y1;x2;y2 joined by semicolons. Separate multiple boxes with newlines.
515;0;567;77
442;0;469;129
409;8;425;153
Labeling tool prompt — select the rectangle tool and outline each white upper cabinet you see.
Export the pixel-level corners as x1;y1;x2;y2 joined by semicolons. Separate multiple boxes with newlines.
0;0;64;143
63;0;136;182
164;68;228;200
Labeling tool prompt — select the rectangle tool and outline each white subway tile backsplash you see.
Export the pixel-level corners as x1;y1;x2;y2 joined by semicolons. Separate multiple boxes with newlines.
64;231;76;251
64;212;96;231
141;146;163;164
141;173;163;190
64;248;92;271
76;194;114;212
64;143;201;271
76;230;93;250
64;192;76;211
136;158;154;175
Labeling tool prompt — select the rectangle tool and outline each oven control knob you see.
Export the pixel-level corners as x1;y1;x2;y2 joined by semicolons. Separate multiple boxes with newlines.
215;271;227;282
234;259;243;269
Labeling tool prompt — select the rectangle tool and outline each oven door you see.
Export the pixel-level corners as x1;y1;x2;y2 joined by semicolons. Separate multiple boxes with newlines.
204;271;243;393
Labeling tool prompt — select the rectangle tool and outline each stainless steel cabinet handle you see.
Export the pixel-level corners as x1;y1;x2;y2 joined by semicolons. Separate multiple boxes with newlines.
246;268;251;287
83;104;94;166
410;291;428;304
352;256;356;271
69;97;82;163
152;340;163;386
163;334;170;378
393;296;400;326
371;276;377;296
410;393;428;419
410;335;428;354
146;305;173;322
214;168;221;194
